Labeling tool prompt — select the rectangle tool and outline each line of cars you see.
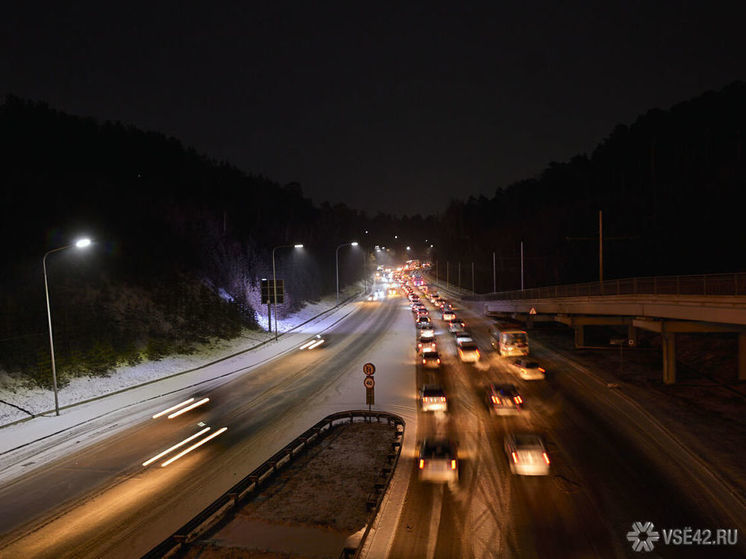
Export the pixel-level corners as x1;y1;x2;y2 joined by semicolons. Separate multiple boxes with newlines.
402;276;552;479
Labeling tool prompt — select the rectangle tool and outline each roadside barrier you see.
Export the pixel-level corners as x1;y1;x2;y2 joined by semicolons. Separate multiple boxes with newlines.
142;409;405;559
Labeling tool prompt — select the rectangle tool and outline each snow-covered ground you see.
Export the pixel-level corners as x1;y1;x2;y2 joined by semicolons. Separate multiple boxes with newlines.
0;286;363;444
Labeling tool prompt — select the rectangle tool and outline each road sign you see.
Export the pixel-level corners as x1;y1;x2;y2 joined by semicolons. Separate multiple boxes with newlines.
261;279;285;304
364;376;375;389
366;386;375;406
363;362;376;376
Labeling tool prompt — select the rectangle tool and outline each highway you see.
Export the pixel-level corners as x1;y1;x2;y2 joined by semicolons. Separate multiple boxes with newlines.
0;294;416;559
0;281;744;558
387;286;744;559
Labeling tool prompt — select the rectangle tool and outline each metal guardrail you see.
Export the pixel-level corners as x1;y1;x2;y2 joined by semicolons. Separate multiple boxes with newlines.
458;272;746;301
142;410;405;559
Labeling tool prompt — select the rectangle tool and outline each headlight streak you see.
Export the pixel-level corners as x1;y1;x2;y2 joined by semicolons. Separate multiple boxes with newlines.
160;427;228;467
142;427;211;466
299;340;316;350
167;397;210;419
152;398;195;419
307;339;325;349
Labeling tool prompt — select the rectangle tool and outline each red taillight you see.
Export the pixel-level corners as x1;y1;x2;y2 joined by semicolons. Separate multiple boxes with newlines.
422;359;426;364
436;358;441;364
491;395;498;404
511;451;519;463
440;397;446;402
543;452;550;465
475;350;480;357
514;396;523;404
539;368;546;373
419;459;425;469
451;459;457;470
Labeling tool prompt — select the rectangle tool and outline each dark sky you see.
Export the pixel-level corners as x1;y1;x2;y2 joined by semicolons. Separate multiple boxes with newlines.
3;1;746;216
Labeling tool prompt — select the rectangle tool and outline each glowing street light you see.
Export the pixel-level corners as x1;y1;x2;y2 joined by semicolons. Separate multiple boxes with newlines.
43;237;92;416
336;242;360;304
272;244;304;341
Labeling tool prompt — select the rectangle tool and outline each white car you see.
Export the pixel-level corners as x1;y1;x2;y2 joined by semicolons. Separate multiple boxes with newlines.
505;433;550;476
455;333;473;347
509;358;546;380
418;439;458;484
419;326;435;340
442;310;456;321
419;384;447;412
457;343;480;363
421;350;441;369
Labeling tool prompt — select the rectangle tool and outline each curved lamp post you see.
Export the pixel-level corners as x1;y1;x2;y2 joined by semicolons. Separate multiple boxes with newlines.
43;238;92;416
272;244;303;341
335;242;358;305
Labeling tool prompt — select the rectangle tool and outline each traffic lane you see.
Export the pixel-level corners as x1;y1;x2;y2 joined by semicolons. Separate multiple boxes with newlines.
519;344;745;558
0;299;400;558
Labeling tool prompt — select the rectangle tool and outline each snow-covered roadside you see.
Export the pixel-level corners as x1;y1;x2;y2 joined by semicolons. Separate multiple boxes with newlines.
0;285;363;428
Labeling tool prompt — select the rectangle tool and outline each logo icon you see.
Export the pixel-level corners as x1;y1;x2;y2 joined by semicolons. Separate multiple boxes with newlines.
627;521;660;552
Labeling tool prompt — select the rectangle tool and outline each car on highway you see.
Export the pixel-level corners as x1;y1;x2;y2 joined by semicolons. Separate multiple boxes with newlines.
416;308;430;318
416;335;437;354
419;384;448;412
418;439;459;484
419;325;435;340
421;350;441;368
457;343;480;363
442;309;456;321
416;316;432;329
408;293;420;302
485;384;523;414
504;433;550;476
448;319;466;334
455;332;473;347
508;358;546;380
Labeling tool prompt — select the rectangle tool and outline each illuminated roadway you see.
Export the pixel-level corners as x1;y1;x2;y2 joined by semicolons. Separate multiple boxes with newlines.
385;289;745;559
0;286;744;558
0;294;416;558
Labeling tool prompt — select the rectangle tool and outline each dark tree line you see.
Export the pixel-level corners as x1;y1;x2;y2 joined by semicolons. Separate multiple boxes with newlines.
1;81;744;384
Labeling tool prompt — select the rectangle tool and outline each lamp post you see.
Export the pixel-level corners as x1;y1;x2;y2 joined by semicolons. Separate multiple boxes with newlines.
272;244;303;341
43;238;92;416
336;242;359;305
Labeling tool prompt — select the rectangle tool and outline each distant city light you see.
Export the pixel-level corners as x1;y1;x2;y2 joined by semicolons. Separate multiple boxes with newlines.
294;244;304;248
75;238;91;248
351;241;359;246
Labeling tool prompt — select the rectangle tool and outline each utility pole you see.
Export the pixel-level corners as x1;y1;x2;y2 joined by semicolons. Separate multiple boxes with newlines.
492;251;496;293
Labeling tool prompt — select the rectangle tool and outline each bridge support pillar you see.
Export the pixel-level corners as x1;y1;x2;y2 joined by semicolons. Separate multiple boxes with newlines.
739;333;746;381
574;325;585;348
627;325;638;346
662;331;676;384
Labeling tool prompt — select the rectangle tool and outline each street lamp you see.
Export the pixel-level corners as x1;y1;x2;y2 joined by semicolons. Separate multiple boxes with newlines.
43;237;92;416
336;241;359;305
272;244;303;341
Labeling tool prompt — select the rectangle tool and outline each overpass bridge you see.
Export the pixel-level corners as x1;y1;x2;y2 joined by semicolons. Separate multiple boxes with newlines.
436;272;746;384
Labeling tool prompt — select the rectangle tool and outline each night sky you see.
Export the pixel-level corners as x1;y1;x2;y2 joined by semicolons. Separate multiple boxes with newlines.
3;1;746;216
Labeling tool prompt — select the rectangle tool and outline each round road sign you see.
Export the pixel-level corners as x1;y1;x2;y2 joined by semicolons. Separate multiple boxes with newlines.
364;376;375;389
363;362;376;376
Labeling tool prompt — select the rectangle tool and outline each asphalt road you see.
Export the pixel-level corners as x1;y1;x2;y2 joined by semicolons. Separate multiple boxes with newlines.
388;290;745;559
0;296;407;559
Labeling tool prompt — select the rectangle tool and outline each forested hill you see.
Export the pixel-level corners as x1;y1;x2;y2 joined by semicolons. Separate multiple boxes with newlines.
1;81;745;382
432;81;746;292
0;96;372;384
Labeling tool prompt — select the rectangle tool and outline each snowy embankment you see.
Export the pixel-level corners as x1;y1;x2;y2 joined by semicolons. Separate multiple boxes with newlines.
0;287;362;428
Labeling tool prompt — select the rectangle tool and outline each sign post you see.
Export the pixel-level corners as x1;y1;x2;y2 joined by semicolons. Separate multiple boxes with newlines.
363;363;375;412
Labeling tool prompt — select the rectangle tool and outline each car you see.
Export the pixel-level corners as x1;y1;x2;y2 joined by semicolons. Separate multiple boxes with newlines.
416;335;437;354
408;293;420;302
411;302;425;313
421;350;441;368
485;384;523;415
448;319;466;334
418;439;459;484
419;326;435;340
416;316;432;329
430;295;441;305
504;433;550;475
442;310;456;321
416;308;430;318
455;332;473;347
419;384;447;412
457;343;480;363
509;358;546;380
